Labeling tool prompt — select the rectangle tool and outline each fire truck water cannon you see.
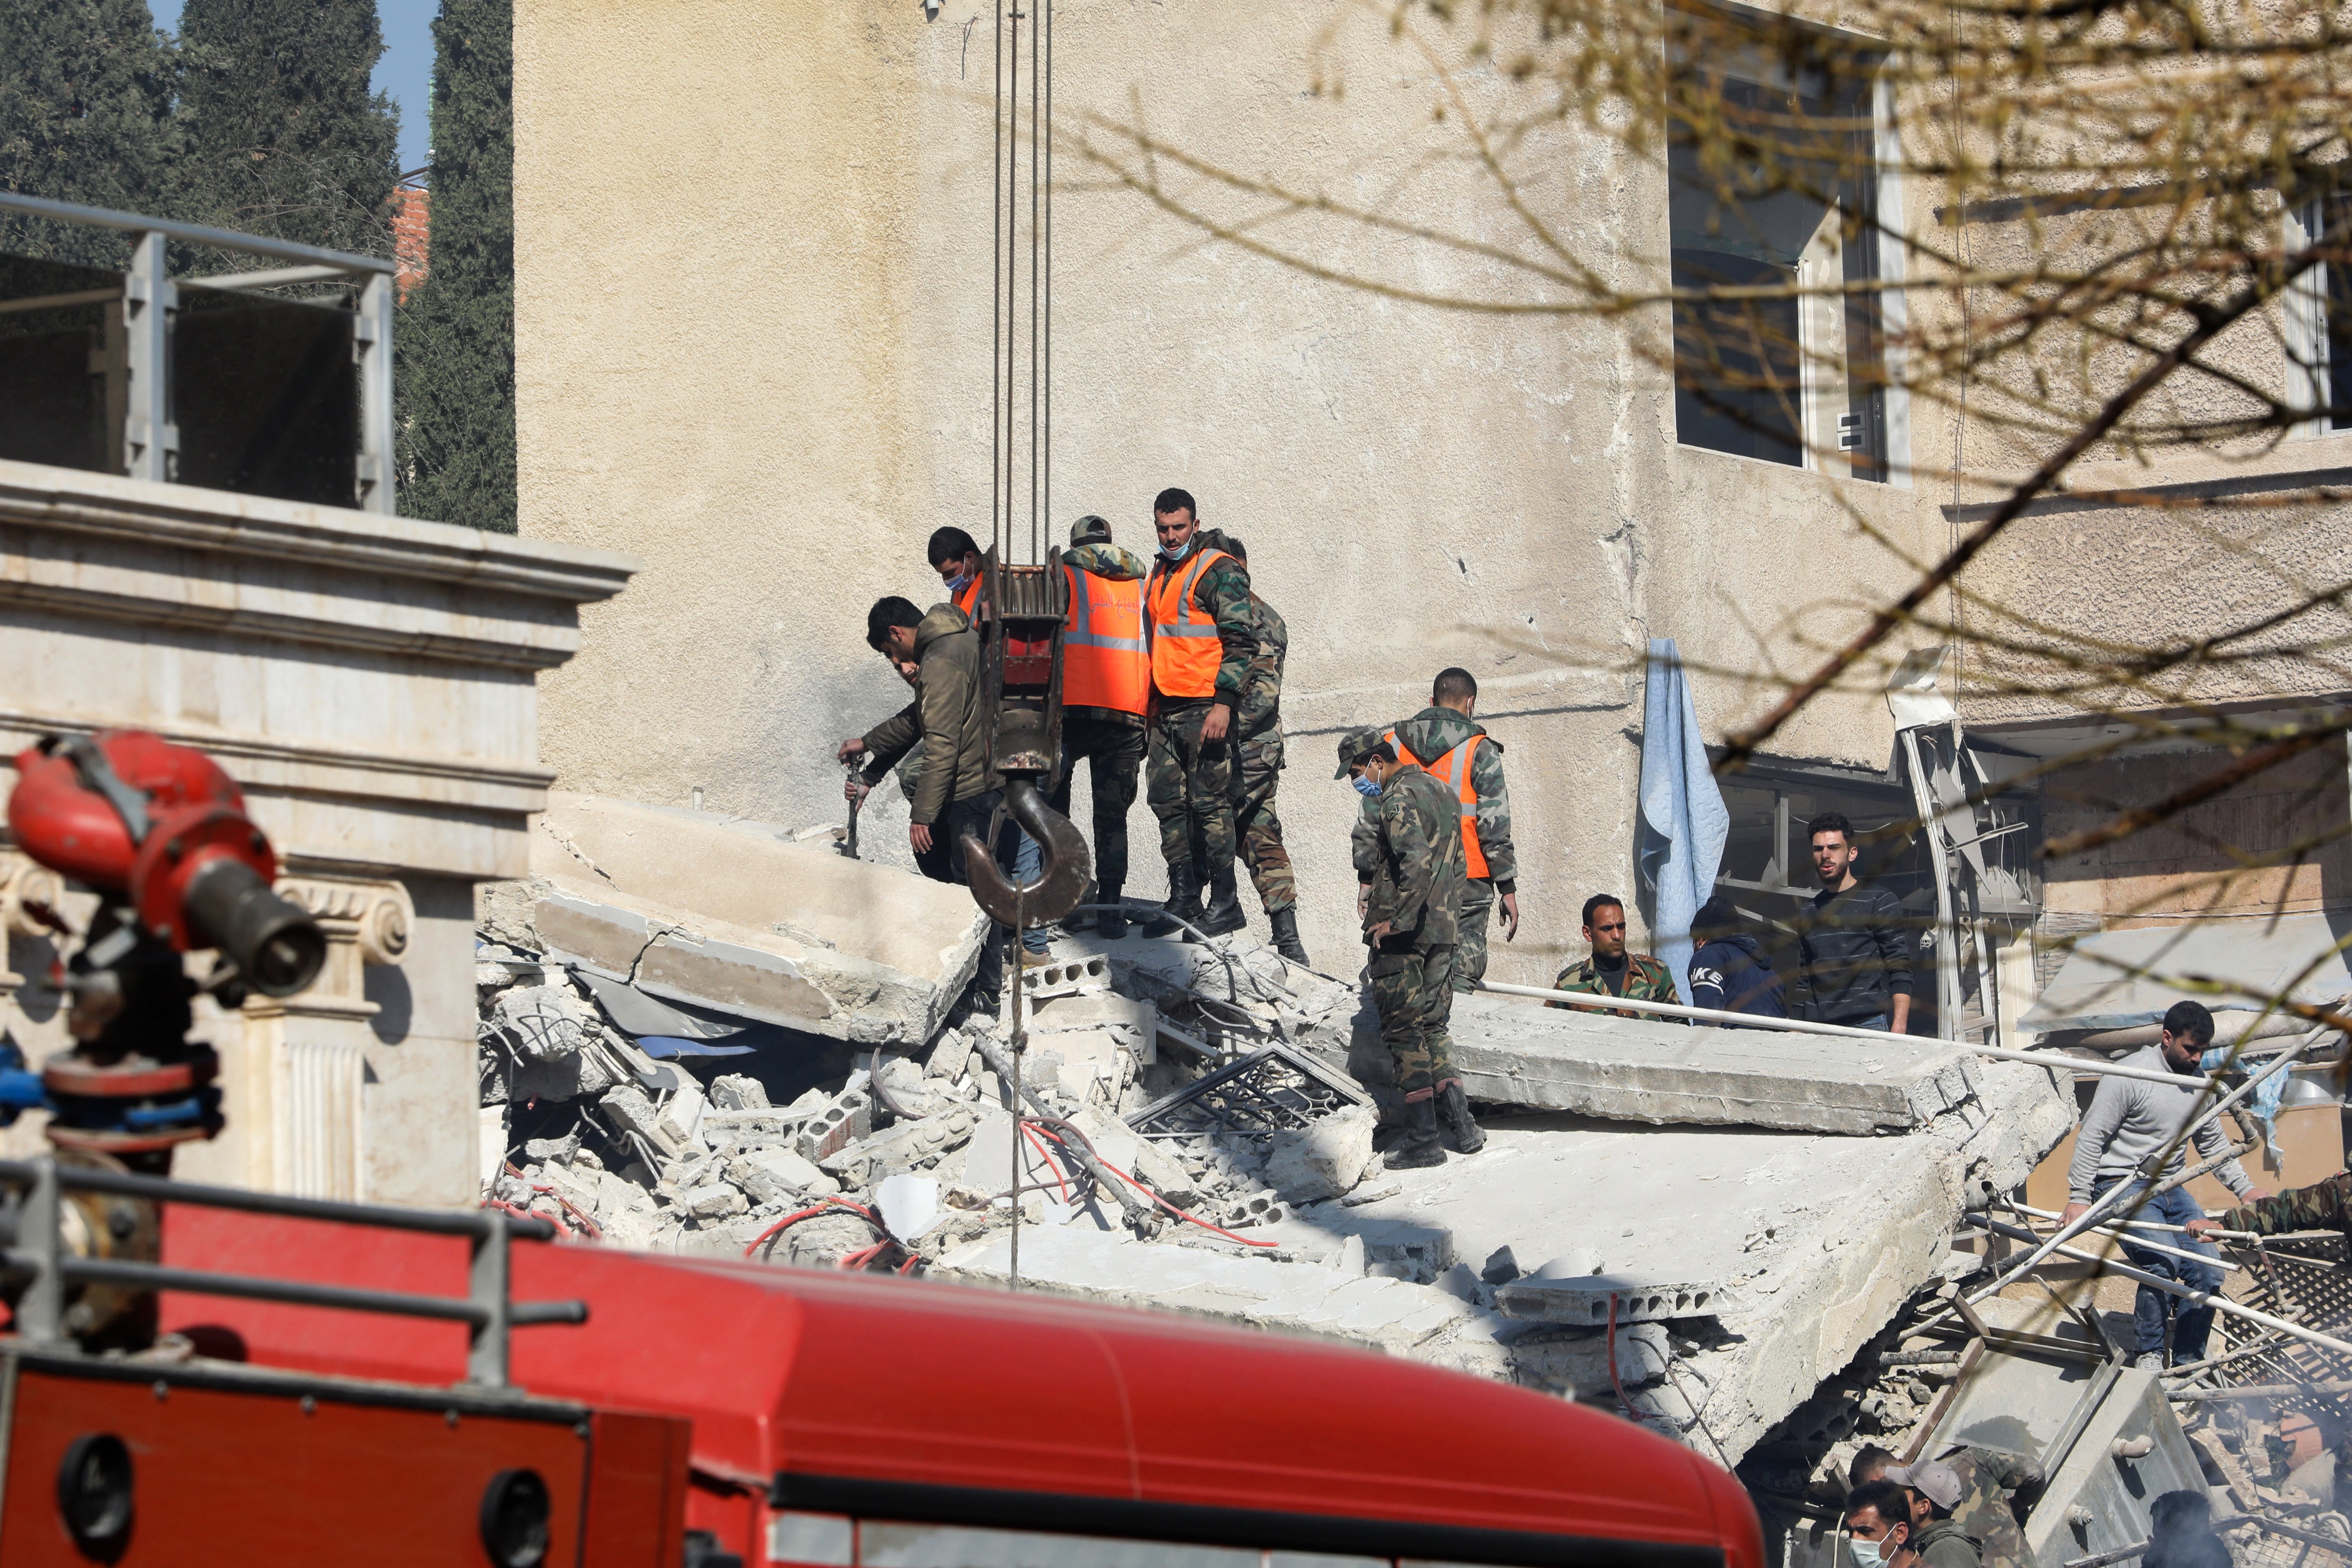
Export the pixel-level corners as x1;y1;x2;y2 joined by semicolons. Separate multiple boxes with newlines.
2;731;327;1163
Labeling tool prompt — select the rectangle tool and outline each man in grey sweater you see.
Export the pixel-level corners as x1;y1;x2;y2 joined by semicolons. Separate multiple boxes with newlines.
2061;999;2270;1370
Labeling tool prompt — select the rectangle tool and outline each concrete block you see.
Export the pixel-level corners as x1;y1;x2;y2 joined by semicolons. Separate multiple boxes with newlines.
530;793;989;1044
1018;952;1112;999
796;1088;874;1164
1496;1270;1731;1326
682;1182;747;1220
656;1080;710;1151
1028;989;1156;1068
874;1173;941;1242
1127;1136;1196;1206
820;1104;979;1188
961;1109;1062;1197
1481;1245;1521;1284
598;1084;687;1159
1262;1102;1375;1203
1403;991;1982;1135
709;1074;769;1111
733;1145;838;1204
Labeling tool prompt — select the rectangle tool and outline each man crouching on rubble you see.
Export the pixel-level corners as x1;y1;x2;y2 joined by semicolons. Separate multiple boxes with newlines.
1337;728;1483;1167
840;595;1011;1012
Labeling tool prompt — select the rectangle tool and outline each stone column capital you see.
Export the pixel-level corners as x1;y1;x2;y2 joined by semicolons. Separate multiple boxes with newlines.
273;874;413;967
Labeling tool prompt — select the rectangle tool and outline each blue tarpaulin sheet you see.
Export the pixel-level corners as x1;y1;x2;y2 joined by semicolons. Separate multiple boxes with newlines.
1636;638;1730;1004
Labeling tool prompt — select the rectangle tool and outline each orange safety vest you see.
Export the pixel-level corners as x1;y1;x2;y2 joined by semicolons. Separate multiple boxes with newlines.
952;575;981;617
1386;728;1490;880
1146;548;1233;700
1061;564;1149;715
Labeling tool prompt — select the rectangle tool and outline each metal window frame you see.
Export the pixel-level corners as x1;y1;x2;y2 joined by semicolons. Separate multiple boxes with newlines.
0;188;399;515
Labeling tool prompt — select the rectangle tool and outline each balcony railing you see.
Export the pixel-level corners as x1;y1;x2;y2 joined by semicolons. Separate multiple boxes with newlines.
0;189;395;515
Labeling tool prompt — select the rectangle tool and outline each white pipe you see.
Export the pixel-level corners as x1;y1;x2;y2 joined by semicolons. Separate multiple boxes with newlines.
2008;1200;2258;1243
1474;980;2213;1089
1984;1213;2242;1272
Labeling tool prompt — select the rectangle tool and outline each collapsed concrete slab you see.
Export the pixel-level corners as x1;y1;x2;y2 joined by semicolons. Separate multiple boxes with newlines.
1357;991;1981;1135
526;792;990;1044
938;1055;2072;1464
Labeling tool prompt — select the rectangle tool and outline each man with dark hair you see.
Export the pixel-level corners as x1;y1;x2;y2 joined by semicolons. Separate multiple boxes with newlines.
1851;1448;2038;1568
1337;727;1480;1165
1688;894;1785;1024
1550;894;1683;1020
1844;1482;1920;1568
1357;667;1518;992
1797;812;1914;1032
840;592;1011;1008
2063;997;2269;1370
1052;514;1151;938
1217;535;1308;964
1141;488;1257;939
928;526;984;616
2145;1490;2232;1568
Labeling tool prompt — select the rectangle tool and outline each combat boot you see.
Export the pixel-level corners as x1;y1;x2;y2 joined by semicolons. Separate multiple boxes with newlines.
1437;1080;1486;1154
1268;908;1309;966
1095;883;1127;941
1198;864;1246;937
1142;866;1200;938
1382;1098;1445;1169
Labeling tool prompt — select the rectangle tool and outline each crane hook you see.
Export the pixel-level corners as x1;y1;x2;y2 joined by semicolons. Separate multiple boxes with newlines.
960;778;1091;928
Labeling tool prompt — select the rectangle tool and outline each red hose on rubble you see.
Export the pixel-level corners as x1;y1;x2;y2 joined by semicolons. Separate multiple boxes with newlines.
505;1162;605;1242
744;1196;886;1262
1607;1291;1635;1420
1024;1120;1275;1249
1018;1123;1073;1202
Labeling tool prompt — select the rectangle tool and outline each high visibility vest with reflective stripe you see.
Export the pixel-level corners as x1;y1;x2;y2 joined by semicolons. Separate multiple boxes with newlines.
1386;727;1491;880
1061;564;1149;715
1146;549;1233;700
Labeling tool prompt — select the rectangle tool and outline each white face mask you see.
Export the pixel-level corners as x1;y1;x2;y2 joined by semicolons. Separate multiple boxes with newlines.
1158;535;1195;563
1849;1534;1896;1568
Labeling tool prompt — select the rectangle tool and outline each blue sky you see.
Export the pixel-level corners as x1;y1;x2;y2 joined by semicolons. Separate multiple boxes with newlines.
148;0;438;177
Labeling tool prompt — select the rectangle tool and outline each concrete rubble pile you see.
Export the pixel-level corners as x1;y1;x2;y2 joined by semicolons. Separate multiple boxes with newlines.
474;793;2083;1473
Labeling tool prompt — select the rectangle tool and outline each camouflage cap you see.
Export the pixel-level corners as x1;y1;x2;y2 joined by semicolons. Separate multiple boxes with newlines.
1069;514;1112;546
1334;727;1386;778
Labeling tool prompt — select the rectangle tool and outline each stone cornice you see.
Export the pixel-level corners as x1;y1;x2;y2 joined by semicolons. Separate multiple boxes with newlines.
0;462;637;671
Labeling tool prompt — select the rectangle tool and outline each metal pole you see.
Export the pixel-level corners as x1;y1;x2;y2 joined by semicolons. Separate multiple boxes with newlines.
1962;1035;2315;1304
355;270;395;514
15;1159;63;1345
466;1215;512;1388
1966;1213;2352;1361
1009;887;1024;1288
1900;729;1966;1034
123;230;175;485
990;0;1003;559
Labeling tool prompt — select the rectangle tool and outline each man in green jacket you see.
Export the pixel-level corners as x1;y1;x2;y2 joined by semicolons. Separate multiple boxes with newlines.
1339;727;1483;1167
1221;536;1307;965
840;596;1010;1006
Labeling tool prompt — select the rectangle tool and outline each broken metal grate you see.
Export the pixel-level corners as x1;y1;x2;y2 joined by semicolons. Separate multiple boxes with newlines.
1124;1042;1368;1142
2186;1232;2352;1411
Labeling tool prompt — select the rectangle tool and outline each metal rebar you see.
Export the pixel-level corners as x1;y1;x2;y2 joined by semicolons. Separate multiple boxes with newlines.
990;0;1003;559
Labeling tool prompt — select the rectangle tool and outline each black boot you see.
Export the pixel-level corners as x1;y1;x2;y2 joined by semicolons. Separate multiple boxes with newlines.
1096;883;1127;941
1198;864;1246;937
1383;1097;1446;1170
1437;1080;1486;1154
1268;907;1309;966
1142;865;1200;938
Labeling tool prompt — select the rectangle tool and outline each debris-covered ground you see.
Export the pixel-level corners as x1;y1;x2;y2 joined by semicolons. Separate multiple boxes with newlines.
470;798;2077;1482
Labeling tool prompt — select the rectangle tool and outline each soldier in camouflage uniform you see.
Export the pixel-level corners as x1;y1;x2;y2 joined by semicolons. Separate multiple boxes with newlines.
1142;492;1257;941
2211;1169;2352;1240
1855;1446;2040;1568
1352;669;1520;993
1219;537;1307;965
1338;728;1484;1167
1551;893;1686;1020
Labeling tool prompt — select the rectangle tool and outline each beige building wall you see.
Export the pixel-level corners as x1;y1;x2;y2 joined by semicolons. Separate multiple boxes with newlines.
513;0;1955;977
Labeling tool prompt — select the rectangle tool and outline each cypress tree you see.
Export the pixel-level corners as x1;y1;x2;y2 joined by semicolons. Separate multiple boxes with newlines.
395;0;514;533
174;0;399;258
0;0;177;267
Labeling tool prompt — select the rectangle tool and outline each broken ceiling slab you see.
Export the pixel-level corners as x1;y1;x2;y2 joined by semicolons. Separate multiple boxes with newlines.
1496;1269;1732;1326
528;792;989;1044
1391;992;1981;1135
940;1057;2071;1464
